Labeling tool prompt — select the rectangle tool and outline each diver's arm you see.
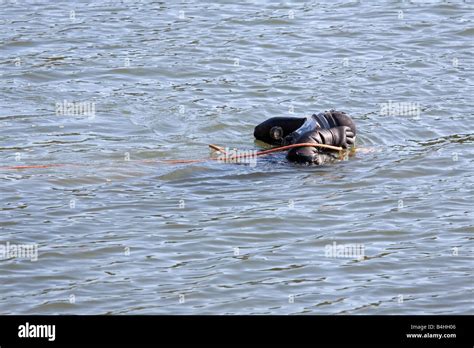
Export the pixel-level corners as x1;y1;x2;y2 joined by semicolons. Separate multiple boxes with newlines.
287;126;355;164
254;117;306;145
254;110;356;148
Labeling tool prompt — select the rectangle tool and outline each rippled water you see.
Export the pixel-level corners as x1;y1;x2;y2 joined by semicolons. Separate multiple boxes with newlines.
0;0;473;314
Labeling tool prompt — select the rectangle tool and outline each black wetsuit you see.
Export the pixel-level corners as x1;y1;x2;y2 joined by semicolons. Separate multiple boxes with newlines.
254;110;356;164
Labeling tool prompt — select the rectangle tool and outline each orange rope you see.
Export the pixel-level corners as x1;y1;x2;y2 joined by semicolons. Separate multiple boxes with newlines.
0;143;344;170
0;163;70;170
242;142;342;157
208;142;343;161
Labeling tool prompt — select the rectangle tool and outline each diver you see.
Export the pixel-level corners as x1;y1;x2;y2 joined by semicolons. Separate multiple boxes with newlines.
253;110;356;164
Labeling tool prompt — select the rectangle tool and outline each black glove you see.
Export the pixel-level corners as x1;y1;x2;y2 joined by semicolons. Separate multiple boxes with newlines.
328;126;355;149
287;126;355;164
326;110;357;137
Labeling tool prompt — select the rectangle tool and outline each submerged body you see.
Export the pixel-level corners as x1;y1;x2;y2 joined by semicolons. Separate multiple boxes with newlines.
254;110;356;164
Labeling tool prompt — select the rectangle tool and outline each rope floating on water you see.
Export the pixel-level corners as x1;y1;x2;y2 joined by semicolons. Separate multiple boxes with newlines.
0;163;75;170
162;143;344;164
1;143;344;170
223;142;343;157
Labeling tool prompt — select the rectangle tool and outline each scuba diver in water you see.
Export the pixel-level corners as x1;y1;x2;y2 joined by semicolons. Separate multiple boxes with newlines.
253;110;356;165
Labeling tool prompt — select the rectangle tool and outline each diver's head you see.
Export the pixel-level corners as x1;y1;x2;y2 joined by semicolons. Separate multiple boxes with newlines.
329;110;357;136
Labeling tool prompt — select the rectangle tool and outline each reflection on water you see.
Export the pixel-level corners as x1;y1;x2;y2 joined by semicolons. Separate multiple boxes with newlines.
0;1;473;314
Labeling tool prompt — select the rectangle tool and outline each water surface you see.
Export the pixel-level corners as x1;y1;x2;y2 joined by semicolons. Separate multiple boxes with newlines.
0;0;473;314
